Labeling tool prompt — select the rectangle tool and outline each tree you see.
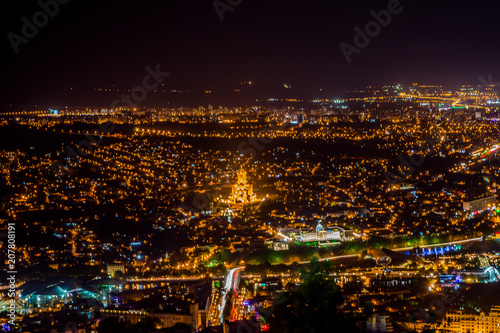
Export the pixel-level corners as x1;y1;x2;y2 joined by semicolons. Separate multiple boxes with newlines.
260;257;360;332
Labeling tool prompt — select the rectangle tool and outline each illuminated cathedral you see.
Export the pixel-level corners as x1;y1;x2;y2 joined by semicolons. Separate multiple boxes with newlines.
229;169;257;203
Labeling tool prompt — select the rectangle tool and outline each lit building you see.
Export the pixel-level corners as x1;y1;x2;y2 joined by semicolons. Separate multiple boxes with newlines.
441;306;500;333
279;223;350;243
101;303;201;330
107;263;125;277
229;169;257;204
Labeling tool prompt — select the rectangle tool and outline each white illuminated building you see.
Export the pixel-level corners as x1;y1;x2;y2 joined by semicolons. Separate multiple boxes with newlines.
279;223;350;243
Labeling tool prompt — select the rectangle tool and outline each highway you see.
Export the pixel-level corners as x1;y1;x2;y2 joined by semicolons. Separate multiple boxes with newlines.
218;267;244;324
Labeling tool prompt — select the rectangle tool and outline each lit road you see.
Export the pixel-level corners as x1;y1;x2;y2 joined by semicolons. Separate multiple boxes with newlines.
218;267;244;324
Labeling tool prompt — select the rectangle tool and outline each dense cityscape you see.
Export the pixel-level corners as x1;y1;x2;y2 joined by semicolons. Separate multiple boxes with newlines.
1;82;500;332
2;0;500;332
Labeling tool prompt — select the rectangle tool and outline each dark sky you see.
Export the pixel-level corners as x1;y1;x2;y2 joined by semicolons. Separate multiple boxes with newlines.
1;0;500;107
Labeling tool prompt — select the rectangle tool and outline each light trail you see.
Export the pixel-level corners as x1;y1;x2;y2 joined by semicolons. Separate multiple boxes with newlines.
218;267;244;324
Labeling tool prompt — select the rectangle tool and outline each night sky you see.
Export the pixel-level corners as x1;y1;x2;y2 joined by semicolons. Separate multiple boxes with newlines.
1;0;500;107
